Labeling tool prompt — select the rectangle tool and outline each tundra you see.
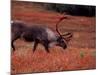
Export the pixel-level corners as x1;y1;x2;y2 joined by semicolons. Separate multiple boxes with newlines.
11;17;72;53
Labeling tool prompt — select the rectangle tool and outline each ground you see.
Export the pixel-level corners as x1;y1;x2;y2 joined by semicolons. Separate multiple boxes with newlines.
11;1;96;74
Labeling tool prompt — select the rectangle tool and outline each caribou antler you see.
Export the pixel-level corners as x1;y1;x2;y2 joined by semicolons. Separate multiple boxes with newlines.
56;16;73;42
56;16;67;37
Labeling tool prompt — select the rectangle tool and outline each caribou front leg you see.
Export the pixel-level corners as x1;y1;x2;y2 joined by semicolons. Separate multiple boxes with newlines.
42;40;50;53
33;40;39;53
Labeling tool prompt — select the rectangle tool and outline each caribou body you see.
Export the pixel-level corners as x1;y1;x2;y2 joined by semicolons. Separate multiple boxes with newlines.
11;17;72;53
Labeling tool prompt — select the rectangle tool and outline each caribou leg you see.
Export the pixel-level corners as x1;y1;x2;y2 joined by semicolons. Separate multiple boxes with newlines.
11;40;15;51
42;40;49;53
33;40;39;53
11;38;19;52
11;34;20;52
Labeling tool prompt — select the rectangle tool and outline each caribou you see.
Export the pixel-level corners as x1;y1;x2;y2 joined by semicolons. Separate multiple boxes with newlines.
11;16;72;53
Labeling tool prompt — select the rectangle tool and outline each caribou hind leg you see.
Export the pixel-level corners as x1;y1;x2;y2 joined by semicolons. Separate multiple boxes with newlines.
11;38;18;52
11;34;20;52
11;41;15;51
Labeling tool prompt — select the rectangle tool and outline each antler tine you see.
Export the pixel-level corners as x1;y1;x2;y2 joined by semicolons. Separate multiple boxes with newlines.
61;32;72;36
63;33;73;42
